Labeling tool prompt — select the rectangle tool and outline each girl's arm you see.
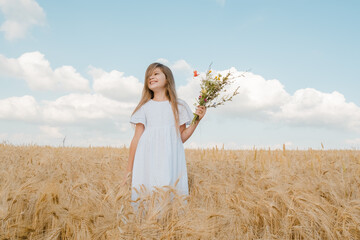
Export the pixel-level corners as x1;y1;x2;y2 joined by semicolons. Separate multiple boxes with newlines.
180;105;206;143
180;120;199;143
123;123;145;185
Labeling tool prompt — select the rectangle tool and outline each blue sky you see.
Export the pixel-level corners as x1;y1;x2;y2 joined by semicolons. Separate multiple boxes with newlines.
0;0;359;149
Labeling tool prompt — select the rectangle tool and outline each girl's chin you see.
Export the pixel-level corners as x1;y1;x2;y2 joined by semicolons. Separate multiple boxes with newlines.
149;86;160;90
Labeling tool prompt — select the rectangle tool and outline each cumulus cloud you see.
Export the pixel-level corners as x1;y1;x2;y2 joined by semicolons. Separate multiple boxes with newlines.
0;123;128;147
179;66;360;132
185;140;234;150
1;60;360;148
184;140;293;150
177;75;201;109
171;59;193;74
89;66;142;102
0;0;46;41
177;67;290;114
39;125;64;138
0;95;39;120
0;131;65;146
0;51;90;92
237;142;294;150
269;88;360;131
0;93;135;126
218;69;290;116
41;93;134;123
156;58;169;64
155;58;193;77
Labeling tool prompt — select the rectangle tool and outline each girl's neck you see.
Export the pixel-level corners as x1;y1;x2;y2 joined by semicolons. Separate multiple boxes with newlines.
152;91;168;101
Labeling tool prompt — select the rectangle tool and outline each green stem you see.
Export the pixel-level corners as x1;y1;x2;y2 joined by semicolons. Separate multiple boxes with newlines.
191;113;199;125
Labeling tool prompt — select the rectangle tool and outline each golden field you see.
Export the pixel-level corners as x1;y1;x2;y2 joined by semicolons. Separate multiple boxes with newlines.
0;143;359;239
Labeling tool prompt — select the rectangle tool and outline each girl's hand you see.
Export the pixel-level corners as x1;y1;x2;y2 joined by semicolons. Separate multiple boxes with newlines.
195;105;207;121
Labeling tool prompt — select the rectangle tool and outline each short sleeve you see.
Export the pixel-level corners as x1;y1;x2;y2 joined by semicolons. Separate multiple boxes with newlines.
178;99;194;126
130;106;146;126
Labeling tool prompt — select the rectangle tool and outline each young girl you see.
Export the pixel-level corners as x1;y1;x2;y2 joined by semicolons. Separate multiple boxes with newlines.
124;62;206;206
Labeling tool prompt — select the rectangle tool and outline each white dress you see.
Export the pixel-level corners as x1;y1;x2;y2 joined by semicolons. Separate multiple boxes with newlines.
129;98;194;204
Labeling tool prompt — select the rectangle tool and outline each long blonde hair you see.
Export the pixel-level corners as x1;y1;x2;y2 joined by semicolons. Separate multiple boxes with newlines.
131;62;181;137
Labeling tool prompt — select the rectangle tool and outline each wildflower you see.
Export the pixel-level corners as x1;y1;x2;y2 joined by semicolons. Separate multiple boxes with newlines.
191;62;243;124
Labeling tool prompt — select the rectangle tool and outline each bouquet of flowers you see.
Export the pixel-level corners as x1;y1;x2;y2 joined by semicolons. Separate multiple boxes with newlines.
191;62;245;124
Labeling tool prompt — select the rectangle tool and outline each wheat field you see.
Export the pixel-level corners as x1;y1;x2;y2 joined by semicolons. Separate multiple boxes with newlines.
0;143;359;239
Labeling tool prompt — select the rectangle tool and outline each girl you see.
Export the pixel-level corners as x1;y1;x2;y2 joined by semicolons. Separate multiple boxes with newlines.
124;62;206;206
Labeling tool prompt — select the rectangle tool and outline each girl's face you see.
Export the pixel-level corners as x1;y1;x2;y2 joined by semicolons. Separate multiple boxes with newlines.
148;67;167;91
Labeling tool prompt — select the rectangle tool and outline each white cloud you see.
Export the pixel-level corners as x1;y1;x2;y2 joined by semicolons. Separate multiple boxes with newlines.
0;128;129;147
185;140;294;150
39;125;64;138
269;88;360;131
185;140;233;150
89;66;142;102
0;0;46;41
177;74;201;109
218;69;290;116
41;93;134;123
178;67;360;132
237;142;294;150
0;132;37;145
155;58;169;64
0;93;135;125
171;59;193;74
0;131;63;146
154;58;193;77
345;138;360;147
0;51;90;92
1;59;360;148
178;67;291;113
0;95;39;120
